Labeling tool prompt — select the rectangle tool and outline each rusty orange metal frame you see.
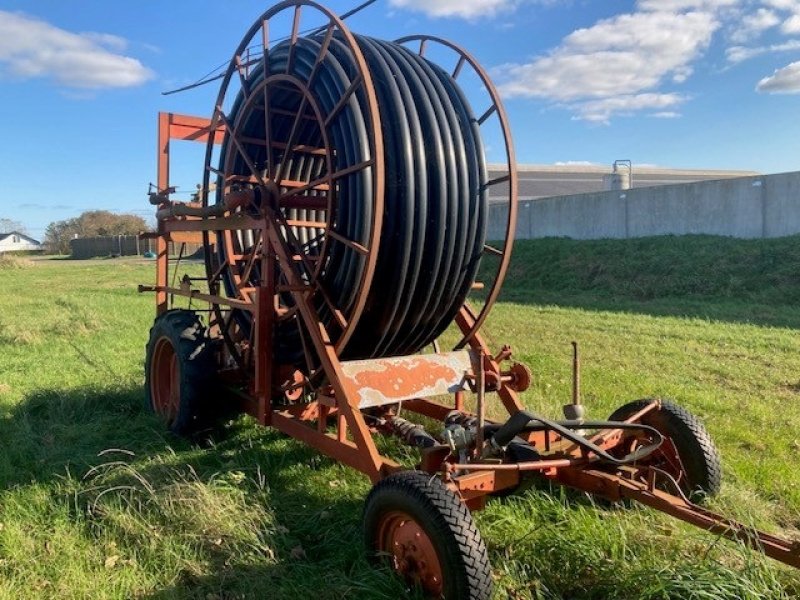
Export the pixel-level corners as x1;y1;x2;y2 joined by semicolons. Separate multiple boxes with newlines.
143;111;800;572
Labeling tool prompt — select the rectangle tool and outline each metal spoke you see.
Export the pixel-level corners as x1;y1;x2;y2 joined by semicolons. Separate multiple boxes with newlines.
206;164;225;178
308;21;335;86
323;73;363;127
452;55;466;79
327;230;369;255
266;106;316;121
275;96;310;184
235;55;251;98
286;219;328;228
216;109;267;186
259;21;275;180
295;317;316;374
273;209;347;330
284;159;373;197
270;141;327;156
483;244;504;257
477;104;497;125
208;257;228;284
483;173;510;189
273;23;332;187
238;235;263;288
261;18;270;73
238;136;326;157
286;5;302;74
273;209;318;280
309;281;348;330
225;174;331;191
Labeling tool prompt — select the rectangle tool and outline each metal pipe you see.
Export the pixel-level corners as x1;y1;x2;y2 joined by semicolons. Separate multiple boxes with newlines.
475;352;486;457
571;340;580;406
452;458;577;472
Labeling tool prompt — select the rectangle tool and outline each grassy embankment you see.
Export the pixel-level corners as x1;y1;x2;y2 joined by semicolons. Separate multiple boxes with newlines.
2;235;800;599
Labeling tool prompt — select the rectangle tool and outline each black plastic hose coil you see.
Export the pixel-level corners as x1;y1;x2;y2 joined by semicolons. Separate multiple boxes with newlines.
215;34;487;362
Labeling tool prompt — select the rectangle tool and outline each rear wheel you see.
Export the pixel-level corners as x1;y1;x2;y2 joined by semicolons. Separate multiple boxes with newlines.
144;310;216;436
609;399;722;501
363;471;492;600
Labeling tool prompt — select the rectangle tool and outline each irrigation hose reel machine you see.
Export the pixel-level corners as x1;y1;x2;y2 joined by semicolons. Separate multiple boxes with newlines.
140;2;800;598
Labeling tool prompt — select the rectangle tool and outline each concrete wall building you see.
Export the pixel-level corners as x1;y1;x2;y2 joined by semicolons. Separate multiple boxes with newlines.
487;164;759;203
485;168;800;241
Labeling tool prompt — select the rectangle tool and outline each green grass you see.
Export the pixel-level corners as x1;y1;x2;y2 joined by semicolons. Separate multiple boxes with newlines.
2;238;800;599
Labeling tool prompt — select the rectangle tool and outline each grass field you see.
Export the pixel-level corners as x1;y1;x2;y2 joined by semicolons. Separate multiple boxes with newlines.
2;235;800;599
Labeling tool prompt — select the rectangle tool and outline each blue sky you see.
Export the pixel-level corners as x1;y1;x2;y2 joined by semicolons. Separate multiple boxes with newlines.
0;0;798;239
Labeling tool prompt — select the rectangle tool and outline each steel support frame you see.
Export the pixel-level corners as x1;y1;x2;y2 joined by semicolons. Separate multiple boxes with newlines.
148;111;800;571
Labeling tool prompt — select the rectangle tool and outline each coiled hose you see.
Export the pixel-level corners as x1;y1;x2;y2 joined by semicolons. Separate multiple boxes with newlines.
215;33;487;362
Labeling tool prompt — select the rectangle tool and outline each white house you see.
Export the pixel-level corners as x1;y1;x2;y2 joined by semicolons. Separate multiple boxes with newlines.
0;231;41;253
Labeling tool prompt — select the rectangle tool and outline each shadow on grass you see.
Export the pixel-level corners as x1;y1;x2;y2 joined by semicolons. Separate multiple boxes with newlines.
0;386;170;488
0;385;412;599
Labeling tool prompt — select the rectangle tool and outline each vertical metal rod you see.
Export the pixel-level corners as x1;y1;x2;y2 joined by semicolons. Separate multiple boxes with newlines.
454;390;465;412
475;352;486;457
155;112;171;316
255;237;274;427
318;405;329;433
571;341;580;406
337;411;347;443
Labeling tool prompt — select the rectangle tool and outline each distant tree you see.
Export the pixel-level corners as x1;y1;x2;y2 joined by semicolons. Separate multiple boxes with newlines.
44;210;148;254
0;218;27;234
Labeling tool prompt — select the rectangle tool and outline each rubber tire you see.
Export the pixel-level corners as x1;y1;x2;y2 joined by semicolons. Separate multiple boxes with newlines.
609;399;722;501
363;471;493;600
144;310;216;437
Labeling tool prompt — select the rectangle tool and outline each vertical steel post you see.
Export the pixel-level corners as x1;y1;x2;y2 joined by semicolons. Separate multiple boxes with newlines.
475;351;486;457
571;341;580;406
255;233;274;426
155;112;171;315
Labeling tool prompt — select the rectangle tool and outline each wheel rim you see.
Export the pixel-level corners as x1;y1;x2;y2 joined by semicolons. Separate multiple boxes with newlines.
620;434;687;491
150;336;180;425
376;510;444;596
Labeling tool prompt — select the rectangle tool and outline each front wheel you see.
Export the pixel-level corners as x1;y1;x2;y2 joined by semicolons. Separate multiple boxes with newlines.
609;399;722;501
363;471;493;600
144;309;216;436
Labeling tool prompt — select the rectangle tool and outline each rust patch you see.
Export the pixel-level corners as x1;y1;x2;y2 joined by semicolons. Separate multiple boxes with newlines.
341;351;475;407
352;358;459;399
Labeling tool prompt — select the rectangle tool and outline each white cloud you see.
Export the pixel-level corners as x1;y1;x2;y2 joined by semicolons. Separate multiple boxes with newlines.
726;38;800;62
81;32;128;52
756;0;800;33
572;93;687;123
757;60;800;92
637;0;739;11
0;10;153;89
388;0;519;19
730;8;780;41
782;13;800;32
762;0;800;11
496;9;715;121
651;111;682;118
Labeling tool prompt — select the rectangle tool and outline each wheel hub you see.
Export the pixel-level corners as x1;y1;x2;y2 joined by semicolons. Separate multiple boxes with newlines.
378;511;444;596
150;336;179;425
